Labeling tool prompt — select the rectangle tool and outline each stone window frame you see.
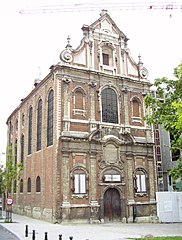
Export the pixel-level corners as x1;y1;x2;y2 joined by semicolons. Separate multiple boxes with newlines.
101;86;119;124
130;96;142;123
102;169;122;183
134;168;148;195
36;176;41;193
98;41;116;68
70;167;89;197
72;86;86;116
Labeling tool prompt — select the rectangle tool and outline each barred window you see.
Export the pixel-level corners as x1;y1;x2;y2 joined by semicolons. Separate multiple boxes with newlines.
101;88;118;124
28;107;33;154
47;90;54;146
37;99;42;151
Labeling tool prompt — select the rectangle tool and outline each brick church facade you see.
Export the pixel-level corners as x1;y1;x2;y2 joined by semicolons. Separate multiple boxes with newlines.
7;11;157;223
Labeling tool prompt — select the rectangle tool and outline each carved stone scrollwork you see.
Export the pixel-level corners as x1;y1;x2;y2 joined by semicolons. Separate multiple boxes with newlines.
62;76;72;84
88;82;97;88
60;49;73;63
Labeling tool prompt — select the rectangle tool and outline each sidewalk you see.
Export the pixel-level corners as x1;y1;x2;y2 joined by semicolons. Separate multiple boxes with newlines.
0;212;182;240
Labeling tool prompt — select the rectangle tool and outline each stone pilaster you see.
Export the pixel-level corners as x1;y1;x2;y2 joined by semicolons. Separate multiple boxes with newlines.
62;153;70;204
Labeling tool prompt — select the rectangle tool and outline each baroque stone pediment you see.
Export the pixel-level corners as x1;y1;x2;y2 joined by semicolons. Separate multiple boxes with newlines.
89;126;134;145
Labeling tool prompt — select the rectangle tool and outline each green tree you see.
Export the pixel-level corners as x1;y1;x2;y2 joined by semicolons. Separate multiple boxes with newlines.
0;145;23;198
144;63;182;180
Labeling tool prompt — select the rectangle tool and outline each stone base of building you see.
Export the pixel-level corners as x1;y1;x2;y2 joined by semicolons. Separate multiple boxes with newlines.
12;203;158;224
127;216;159;223
12;205;55;223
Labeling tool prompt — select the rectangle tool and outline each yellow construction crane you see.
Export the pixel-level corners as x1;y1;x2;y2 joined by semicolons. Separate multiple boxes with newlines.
19;1;182;14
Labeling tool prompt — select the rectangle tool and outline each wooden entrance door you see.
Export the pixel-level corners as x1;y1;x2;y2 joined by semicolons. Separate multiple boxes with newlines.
104;188;121;221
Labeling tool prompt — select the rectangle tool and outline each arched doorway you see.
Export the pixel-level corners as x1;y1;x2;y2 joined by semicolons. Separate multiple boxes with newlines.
104;188;121;221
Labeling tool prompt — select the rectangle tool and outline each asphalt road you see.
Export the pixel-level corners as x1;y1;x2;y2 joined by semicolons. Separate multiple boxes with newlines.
0;225;19;240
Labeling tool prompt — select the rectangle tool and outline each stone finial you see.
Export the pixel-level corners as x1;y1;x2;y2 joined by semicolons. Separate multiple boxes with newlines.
138;53;143;66
100;9;108;16
66;36;72;49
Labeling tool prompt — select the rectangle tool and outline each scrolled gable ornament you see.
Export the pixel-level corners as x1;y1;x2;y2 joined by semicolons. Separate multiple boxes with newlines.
60;49;73;63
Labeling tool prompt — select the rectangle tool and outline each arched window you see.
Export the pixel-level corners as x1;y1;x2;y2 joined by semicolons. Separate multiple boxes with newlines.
37;99;42;151
72;87;86;116
15;119;18;131
134;169;147;193
132;99;140;117
75;90;84;109
36;176;41;192
20;179;23;193
14;180;17;193
28;107;33;154
21;134;24;164
15;139;17;166
71;169;87;194
47;90;54;146
27;177;31;193
22;114;25;127
131;97;142;123
101;88;118;124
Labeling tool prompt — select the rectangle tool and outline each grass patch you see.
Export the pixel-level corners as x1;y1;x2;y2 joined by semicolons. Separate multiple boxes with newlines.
135;237;182;240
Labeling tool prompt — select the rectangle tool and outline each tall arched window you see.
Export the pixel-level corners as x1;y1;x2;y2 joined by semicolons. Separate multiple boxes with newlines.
20;179;23;193
101;88;118;124
37;99;42;151
14;180;17;193
28;107;33;154
15;139;17;166
21;134;24;164
27;177;31;193
36;176;41;192
47;90;54;146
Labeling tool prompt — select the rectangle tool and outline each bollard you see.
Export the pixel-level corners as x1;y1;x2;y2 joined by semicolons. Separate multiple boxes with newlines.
45;232;48;240
32;230;36;240
69;236;73;240
59;234;62;240
25;225;28;237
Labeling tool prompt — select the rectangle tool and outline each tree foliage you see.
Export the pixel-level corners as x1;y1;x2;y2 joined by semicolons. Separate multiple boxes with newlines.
0;145;23;197
144;63;182;180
